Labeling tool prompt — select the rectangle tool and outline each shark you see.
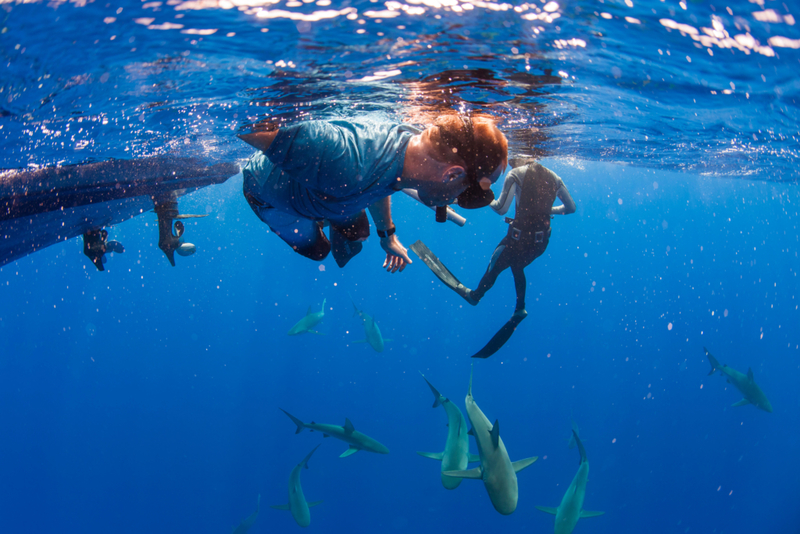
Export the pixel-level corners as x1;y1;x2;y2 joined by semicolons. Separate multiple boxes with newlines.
705;347;773;412
536;430;604;534
280;408;390;457
416;372;480;489
442;363;538;515
288;299;326;336
271;445;323;527
567;419;580;449
231;494;260;534
349;294;385;352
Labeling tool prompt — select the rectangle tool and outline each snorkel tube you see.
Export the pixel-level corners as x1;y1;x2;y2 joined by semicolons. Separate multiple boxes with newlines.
402;189;466;227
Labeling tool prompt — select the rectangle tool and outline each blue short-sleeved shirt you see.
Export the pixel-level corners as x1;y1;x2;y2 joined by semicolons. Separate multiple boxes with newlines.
242;119;419;221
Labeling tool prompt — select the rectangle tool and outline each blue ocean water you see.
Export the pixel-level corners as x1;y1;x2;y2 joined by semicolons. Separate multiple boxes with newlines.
1;1;799;533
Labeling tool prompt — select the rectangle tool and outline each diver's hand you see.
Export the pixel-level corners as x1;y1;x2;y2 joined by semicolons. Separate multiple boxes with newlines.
379;234;412;273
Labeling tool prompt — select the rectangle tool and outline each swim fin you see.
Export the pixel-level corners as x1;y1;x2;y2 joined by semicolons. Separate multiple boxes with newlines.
410;240;470;295
471;309;528;359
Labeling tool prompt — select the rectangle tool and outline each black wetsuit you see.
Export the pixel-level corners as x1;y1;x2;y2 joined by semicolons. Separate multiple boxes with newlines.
471;162;563;311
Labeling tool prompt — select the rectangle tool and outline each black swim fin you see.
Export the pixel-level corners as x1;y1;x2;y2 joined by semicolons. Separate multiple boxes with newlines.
471;310;528;359
410;240;465;293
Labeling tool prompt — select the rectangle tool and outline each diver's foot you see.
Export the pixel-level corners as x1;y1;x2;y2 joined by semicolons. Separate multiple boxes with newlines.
458;285;479;306
513;308;528;320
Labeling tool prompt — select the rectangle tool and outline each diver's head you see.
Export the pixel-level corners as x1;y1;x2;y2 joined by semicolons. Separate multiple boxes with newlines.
423;112;507;213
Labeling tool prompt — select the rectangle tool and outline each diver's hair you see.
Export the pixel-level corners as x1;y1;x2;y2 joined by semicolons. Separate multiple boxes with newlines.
427;113;507;181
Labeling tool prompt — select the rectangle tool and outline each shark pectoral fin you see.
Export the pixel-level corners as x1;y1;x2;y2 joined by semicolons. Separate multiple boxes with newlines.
468;454;481;463
580;510;605;518
270;504;290;511
442;467;482;479
490;419;500;449
323;434;330;438
417;451;444;461
307;501;323;507
352;339;367;344
512;456;538;473
343;418;355;435
340;446;360;458
535;506;558;515
732;398;751;407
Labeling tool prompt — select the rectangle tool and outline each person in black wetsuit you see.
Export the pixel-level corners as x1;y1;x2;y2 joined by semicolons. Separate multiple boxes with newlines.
411;158;575;358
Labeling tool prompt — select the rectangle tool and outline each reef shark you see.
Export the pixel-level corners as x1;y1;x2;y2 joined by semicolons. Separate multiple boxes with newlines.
567;419;580;449
416;372;480;489
271;445;322;527
349;294;385;352
705;347;773;412
536;430;604;534
231;494;260;534
288;299;326;336
442;363;538;515
280;408;390;457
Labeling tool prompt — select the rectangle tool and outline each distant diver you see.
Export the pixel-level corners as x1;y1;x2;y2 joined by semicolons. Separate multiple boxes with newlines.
238;113;507;272
704;347;773;412
411;159;575;358
82;228;124;271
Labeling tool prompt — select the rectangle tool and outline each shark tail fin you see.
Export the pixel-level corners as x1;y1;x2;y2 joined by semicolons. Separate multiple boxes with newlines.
573;429;587;464
732;398;750;407
302;444;321;469
417;451;444;461
535;506;558;516
704;347;721;376
280;408;305;434
419;372;443;408
348;292;359;317
580;510;605;518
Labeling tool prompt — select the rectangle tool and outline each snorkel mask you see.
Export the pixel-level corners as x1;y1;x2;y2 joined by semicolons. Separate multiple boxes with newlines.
434;114;497;222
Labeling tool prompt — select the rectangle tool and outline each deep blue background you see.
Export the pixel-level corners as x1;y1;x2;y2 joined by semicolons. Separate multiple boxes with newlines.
2;162;798;533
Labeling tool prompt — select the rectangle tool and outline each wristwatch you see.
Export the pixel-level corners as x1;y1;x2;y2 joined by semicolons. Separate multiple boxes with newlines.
377;225;396;238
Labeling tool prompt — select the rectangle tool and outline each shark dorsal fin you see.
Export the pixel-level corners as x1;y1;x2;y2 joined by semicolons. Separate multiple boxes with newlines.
490;419;500;449
747;367;754;382
344;418;355;434
307;306;314;315
321;298;326;312
468;427;475;437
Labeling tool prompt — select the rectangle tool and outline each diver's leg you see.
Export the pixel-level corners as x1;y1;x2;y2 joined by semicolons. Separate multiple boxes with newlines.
510;264;528;318
470;239;513;303
258;207;330;261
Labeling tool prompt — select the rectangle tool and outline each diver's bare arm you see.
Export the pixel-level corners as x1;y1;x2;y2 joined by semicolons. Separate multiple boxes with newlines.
551;181;576;215
238;130;280;153
368;196;411;272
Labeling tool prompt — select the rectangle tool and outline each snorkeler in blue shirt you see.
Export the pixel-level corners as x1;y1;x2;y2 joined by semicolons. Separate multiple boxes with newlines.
239;114;508;272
